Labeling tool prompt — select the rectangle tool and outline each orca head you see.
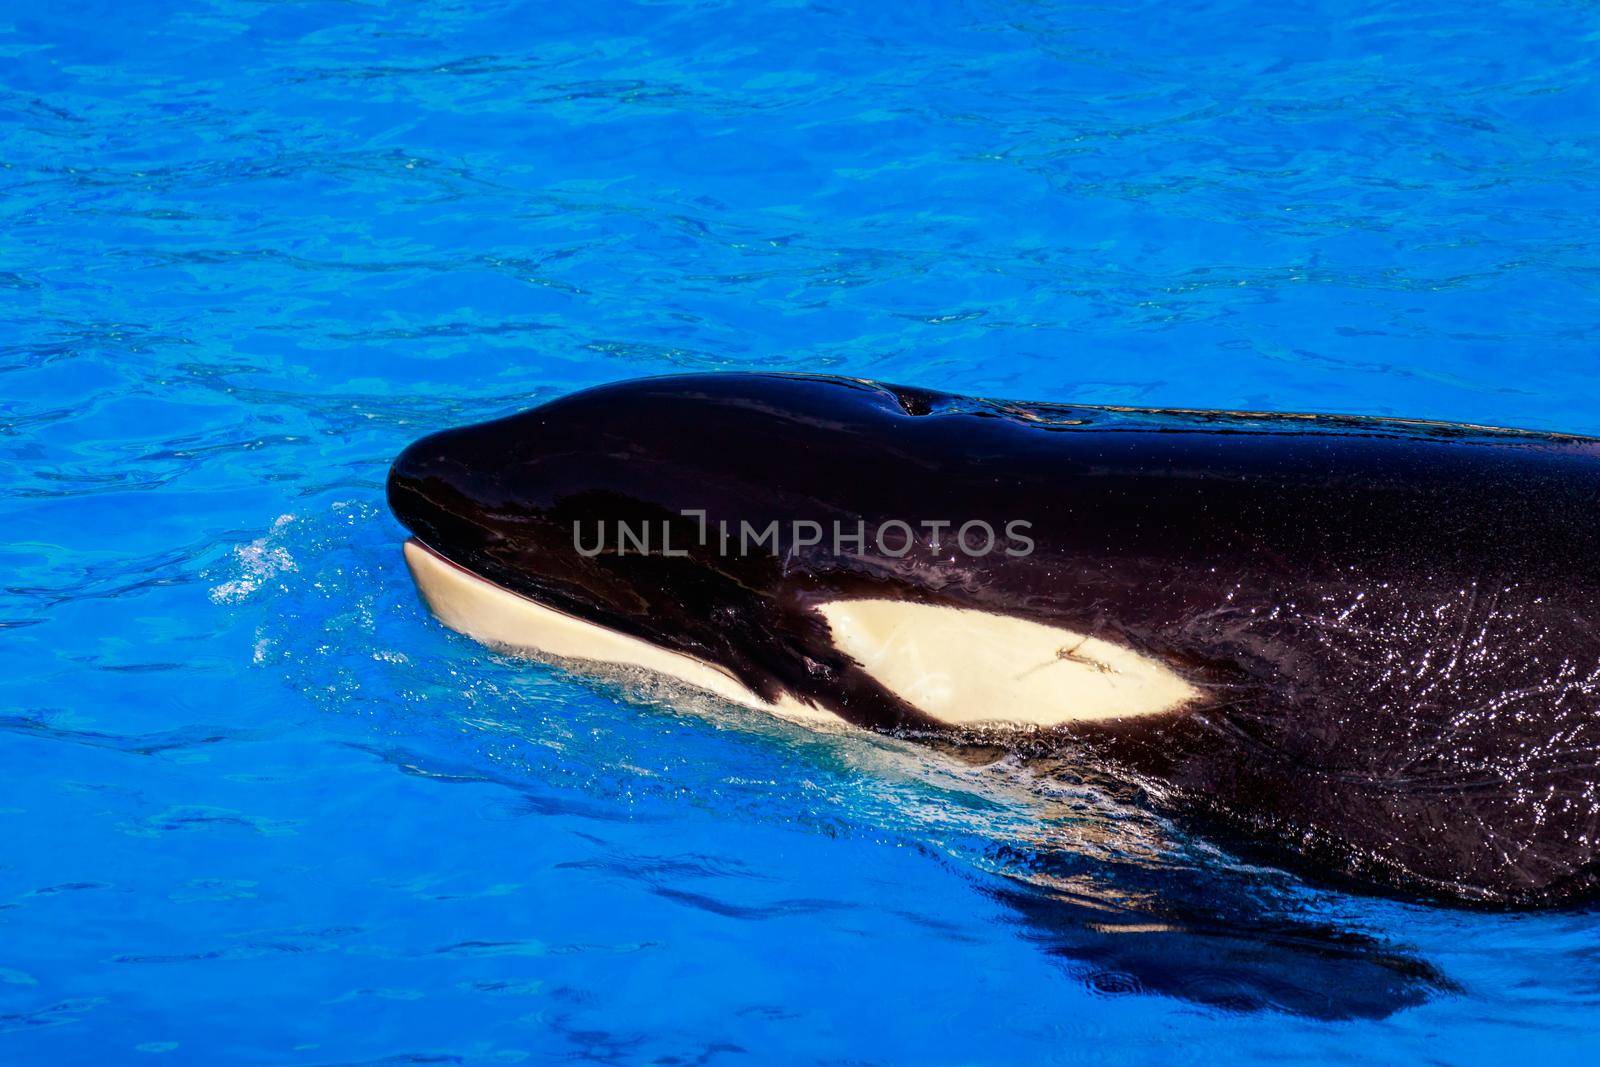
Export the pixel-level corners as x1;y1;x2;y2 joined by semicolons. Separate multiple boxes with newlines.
387;374;1201;732
388;376;1600;909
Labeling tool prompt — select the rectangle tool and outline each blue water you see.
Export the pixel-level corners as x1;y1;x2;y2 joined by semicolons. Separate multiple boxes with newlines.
5;1;1600;1062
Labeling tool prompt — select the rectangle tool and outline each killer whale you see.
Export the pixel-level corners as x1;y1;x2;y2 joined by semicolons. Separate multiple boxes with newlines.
388;372;1600;909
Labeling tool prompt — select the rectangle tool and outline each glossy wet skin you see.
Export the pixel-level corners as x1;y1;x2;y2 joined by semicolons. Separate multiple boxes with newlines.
389;373;1600;907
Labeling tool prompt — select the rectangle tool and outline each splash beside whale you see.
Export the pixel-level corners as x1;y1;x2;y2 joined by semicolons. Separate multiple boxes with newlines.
387;372;1600;909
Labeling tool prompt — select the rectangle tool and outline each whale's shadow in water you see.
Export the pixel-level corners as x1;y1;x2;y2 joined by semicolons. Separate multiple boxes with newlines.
981;846;1452;1020
903;739;1454;1021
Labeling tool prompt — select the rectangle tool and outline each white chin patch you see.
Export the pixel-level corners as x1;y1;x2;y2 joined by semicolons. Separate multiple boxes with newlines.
401;540;830;724
816;599;1199;727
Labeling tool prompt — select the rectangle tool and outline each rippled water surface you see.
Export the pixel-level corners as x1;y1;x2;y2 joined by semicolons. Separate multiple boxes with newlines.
5;1;1600;1063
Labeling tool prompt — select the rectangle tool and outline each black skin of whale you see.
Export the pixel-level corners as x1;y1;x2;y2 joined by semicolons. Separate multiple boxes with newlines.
388;372;1600;910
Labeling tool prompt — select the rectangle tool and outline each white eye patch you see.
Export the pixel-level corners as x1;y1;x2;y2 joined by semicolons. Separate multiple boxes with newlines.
816;599;1199;727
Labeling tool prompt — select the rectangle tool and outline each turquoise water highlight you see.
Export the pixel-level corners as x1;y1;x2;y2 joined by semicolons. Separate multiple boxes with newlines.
4;1;1600;1062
